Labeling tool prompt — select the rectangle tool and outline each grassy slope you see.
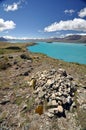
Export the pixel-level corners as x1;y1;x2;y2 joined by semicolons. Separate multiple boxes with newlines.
0;41;86;86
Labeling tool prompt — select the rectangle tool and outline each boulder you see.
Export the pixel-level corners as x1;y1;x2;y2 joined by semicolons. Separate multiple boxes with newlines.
57;105;64;113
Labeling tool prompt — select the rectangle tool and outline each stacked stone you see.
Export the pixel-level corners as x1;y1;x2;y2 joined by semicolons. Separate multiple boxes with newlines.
32;69;77;118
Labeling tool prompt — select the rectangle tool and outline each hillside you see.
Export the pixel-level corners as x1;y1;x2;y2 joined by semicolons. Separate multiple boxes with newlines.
45;35;86;43
0;37;8;42
0;42;86;130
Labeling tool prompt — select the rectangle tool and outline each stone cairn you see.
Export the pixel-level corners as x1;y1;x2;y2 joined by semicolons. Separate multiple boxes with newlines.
30;68;77;118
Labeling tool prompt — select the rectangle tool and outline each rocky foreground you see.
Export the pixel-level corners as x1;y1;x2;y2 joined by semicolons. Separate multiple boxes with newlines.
0;42;86;130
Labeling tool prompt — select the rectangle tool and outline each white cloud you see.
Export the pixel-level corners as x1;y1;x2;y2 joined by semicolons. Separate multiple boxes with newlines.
3;35;17;39
0;18;16;32
64;9;75;14
4;2;19;12
64;33;86;37
3;35;30;40
3;35;45;40
3;0;26;12
78;7;86;18
44;18;86;32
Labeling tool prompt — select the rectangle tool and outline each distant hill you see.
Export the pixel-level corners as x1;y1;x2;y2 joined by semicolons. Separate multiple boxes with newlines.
0;35;86;43
0;37;8;42
46;35;86;43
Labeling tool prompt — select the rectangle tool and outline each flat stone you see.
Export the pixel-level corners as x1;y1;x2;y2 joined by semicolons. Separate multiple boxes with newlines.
48;108;58;114
47;100;58;107
45;112;54;118
20;103;27;111
51;100;58;106
0;99;10;105
38;91;46;98
36;87;42;92
46;79;55;86
67;75;73;80
58;68;67;77
51;93;56;99
55;92;62;96
67;96;72;104
23;71;29;76
57;105;63;113
55;96;62;101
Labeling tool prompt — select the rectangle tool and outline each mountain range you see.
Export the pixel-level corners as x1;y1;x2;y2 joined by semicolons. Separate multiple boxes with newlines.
46;35;86;43
0;37;8;42
0;35;86;43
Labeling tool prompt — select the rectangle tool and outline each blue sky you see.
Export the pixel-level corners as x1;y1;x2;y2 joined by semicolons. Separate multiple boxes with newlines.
0;0;86;39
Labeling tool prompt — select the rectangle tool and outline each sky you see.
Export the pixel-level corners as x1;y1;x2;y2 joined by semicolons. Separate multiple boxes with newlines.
0;0;86;39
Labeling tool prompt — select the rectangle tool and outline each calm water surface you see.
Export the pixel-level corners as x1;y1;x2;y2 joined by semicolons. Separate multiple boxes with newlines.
28;42;86;64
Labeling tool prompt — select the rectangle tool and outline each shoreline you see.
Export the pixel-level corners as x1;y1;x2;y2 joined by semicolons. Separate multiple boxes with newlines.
27;41;86;65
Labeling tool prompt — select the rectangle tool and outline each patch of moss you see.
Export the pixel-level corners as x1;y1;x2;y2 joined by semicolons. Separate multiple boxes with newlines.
0;56;11;70
0;111;8;123
5;46;21;50
15;96;23;106
24;98;35;113
80;128;86;130
20;53;32;60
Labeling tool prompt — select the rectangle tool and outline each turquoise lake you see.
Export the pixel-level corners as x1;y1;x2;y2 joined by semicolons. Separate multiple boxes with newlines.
28;42;86;65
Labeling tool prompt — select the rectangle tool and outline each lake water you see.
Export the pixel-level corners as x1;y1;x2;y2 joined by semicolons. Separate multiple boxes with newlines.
28;42;86;65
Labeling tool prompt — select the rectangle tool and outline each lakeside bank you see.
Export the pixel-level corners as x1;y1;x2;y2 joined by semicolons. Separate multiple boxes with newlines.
28;41;86;65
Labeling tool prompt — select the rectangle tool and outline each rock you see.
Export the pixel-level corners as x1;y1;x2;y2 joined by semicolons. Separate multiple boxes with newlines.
20;103;27;111
48;108;58;114
47;100;58;107
67;75;73;80
38;91;46;98
58;68;67;77
0;99;10;105
67;96;72;104
10;92;16;103
35;98;42;105
51;100;58;106
71;102;77;109
23;71;29;76
9;56;13;59
29;79;36;89
57;105;64;113
45;112;54;118
20;53;31;60
62;97;67;105
36;87;42;93
46;79;55;86
55;96;62;101
51;93;56;99
49;69;56;75
56;92;62;96
14;61;17;64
